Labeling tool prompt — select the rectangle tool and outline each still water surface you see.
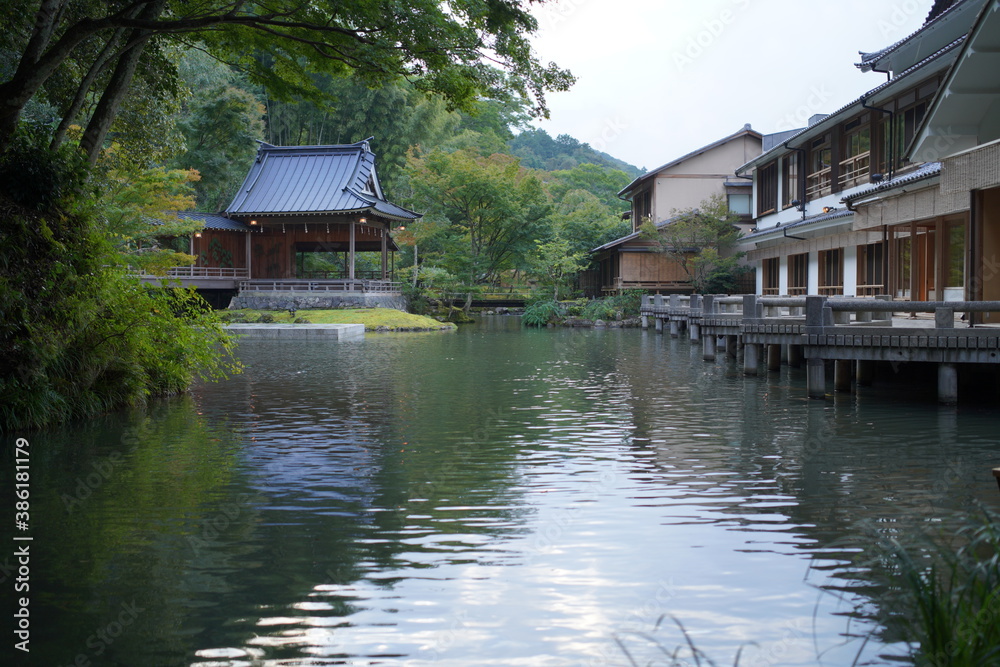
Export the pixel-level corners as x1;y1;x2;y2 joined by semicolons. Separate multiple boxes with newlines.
7;318;1000;666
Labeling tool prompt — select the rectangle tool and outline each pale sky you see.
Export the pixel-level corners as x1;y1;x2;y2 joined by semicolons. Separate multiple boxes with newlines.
528;0;932;170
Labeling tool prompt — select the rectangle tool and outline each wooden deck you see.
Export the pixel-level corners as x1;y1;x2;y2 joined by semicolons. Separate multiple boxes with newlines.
640;294;1000;404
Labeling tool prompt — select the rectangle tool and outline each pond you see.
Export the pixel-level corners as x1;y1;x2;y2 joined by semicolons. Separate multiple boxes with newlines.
6;318;1000;666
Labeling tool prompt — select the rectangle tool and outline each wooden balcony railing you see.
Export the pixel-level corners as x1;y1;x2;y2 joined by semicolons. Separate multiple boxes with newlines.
806;167;831;199
838;151;870;189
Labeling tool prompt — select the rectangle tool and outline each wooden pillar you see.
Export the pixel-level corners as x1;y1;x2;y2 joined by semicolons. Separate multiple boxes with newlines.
938;363;958;405
910;218;918;301
381;224;388;280
246;229;252;279
349;221;356;282
856;360;874;386
834;360;852;392
703;335;716;361
767;344;781;372
936;218;947;302
807;358;826;399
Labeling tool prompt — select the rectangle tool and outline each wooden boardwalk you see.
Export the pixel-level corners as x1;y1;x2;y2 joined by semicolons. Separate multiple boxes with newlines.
640;294;1000;404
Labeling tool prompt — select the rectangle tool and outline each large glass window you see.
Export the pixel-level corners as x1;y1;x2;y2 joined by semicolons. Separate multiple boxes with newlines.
728;193;751;216
788;253;808;295
782;154;799;209
839;116;871;190
806;135;832;199
857;242;885;296
762;257;779;295
757;161;778;216
818;248;843;295
633;189;652;228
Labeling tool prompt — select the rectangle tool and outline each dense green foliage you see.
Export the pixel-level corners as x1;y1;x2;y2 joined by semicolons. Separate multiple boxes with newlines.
0;0;575;163
641;194;749;294
0;132;238;432
578;290;644;321
510;129;642;178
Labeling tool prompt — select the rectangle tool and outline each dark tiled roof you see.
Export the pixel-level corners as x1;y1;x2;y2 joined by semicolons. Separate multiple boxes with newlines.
176;211;249;231
841;162;942;202
738;36;965;175
740;209;854;242
856;0;980;71
591;211;698;252
226;141;420;220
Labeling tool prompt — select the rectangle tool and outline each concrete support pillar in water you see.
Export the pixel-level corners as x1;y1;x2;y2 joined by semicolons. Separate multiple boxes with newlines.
743;343;760;376
938;363;958;405
670;319;679;338
641;315;649;329
834;360;852;392
654;317;663;333
703;335;716;361
807;358;826;399
787;344;803;368
726;335;738;358
856;360;874;387
767;344;781;372
690;322;700;342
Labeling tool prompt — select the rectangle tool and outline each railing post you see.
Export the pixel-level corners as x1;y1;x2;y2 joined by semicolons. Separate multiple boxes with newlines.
805;295;830;330
935;306;955;329
742;294;757;321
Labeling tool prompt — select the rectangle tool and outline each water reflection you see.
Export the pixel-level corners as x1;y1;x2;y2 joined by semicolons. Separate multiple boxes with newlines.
4;322;998;666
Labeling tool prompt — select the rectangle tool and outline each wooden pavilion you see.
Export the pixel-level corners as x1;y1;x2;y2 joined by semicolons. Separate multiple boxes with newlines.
149;140;420;300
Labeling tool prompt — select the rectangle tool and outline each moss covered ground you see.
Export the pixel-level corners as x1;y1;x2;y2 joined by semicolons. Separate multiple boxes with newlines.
224;308;456;331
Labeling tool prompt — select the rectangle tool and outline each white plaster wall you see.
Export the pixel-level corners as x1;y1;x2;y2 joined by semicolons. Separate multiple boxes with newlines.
843;245;858;296
808;252;819;295
779;256;789;295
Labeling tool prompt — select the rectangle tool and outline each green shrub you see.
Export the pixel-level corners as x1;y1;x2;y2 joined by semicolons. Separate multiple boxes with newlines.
579;290;645;321
522;299;564;327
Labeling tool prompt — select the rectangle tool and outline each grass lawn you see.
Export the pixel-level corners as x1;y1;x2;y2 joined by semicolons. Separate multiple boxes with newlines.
225;308;456;331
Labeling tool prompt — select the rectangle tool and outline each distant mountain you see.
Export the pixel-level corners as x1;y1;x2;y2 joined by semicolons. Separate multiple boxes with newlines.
508;129;644;178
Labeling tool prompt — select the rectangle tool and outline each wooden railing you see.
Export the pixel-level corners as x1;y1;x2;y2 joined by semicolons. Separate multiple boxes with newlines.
806;167;831;198
132;266;249;278
239;279;401;293
838;151;870;189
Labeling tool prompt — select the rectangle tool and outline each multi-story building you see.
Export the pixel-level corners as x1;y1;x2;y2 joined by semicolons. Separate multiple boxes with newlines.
736;0;990;305
591;125;764;294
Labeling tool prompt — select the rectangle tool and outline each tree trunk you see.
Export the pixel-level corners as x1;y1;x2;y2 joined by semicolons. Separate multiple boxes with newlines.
79;0;166;165
0;10;105;153
51;28;127;150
